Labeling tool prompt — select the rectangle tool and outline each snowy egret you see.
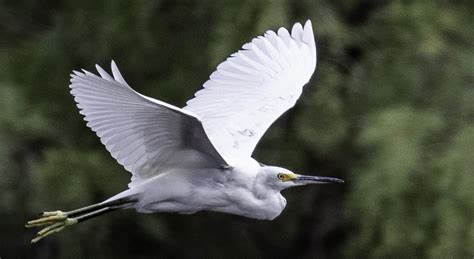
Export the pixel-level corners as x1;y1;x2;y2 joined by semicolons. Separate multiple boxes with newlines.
26;20;343;243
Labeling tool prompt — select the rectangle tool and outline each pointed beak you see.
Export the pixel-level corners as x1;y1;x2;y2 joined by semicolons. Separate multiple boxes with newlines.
294;174;344;184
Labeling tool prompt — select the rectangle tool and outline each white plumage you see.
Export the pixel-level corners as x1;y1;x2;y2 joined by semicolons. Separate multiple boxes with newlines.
184;21;316;163
26;20;343;243
70;62;227;188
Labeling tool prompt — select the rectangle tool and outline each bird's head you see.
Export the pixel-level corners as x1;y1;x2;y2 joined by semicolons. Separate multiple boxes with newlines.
258;165;344;191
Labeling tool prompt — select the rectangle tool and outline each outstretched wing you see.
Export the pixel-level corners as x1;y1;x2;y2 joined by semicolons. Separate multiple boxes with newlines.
184;20;317;164
70;62;228;187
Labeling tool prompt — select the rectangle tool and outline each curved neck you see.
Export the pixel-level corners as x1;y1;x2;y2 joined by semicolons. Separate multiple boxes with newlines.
252;172;280;199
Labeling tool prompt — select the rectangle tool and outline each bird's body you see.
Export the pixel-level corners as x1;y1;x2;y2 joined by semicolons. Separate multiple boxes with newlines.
112;157;286;220
26;20;344;243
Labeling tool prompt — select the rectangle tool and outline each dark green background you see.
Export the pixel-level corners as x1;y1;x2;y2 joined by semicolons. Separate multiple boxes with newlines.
1;0;472;258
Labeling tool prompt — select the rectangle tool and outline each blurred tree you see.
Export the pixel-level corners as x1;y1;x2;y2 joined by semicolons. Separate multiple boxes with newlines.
0;0;472;258
344;1;474;258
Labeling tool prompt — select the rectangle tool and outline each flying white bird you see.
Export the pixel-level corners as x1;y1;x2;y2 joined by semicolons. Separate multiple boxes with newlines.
26;20;343;243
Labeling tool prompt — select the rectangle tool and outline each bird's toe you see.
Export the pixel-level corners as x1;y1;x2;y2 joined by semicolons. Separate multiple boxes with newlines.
26;210;78;243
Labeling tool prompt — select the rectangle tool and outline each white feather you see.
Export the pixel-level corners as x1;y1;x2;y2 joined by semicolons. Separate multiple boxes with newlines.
69;62;228;187
184;20;317;164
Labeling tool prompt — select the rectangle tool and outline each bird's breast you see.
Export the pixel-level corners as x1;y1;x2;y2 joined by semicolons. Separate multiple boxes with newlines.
209;190;287;220
253;193;287;220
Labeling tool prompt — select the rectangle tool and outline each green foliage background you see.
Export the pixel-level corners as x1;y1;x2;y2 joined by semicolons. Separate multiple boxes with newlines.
0;0;472;258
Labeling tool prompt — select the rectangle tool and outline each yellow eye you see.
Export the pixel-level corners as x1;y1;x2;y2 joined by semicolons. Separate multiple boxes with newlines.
277;173;286;180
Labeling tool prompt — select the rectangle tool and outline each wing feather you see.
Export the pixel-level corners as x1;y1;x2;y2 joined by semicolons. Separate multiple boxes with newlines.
70;62;228;187
184;20;317;163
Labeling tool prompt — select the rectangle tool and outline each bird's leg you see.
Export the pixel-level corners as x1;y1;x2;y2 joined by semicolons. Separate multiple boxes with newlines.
25;197;136;243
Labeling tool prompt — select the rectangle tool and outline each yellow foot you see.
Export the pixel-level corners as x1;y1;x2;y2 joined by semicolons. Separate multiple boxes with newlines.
25;210;78;243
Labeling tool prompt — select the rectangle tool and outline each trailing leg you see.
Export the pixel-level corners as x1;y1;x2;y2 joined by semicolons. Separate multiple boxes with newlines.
25;197;137;243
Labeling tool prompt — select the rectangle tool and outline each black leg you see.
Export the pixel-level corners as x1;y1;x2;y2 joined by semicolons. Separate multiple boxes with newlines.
65;197;137;218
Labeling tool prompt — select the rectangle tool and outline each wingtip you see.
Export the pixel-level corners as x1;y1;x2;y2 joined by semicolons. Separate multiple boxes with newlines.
265;30;277;37
111;60;119;75
71;70;82;78
95;63;115;80
95;64;104;75
292;22;303;31
111;60;117;69
291;22;304;41
81;69;95;76
110;59;129;86
302;19;315;46
303;19;314;35
277;27;290;36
